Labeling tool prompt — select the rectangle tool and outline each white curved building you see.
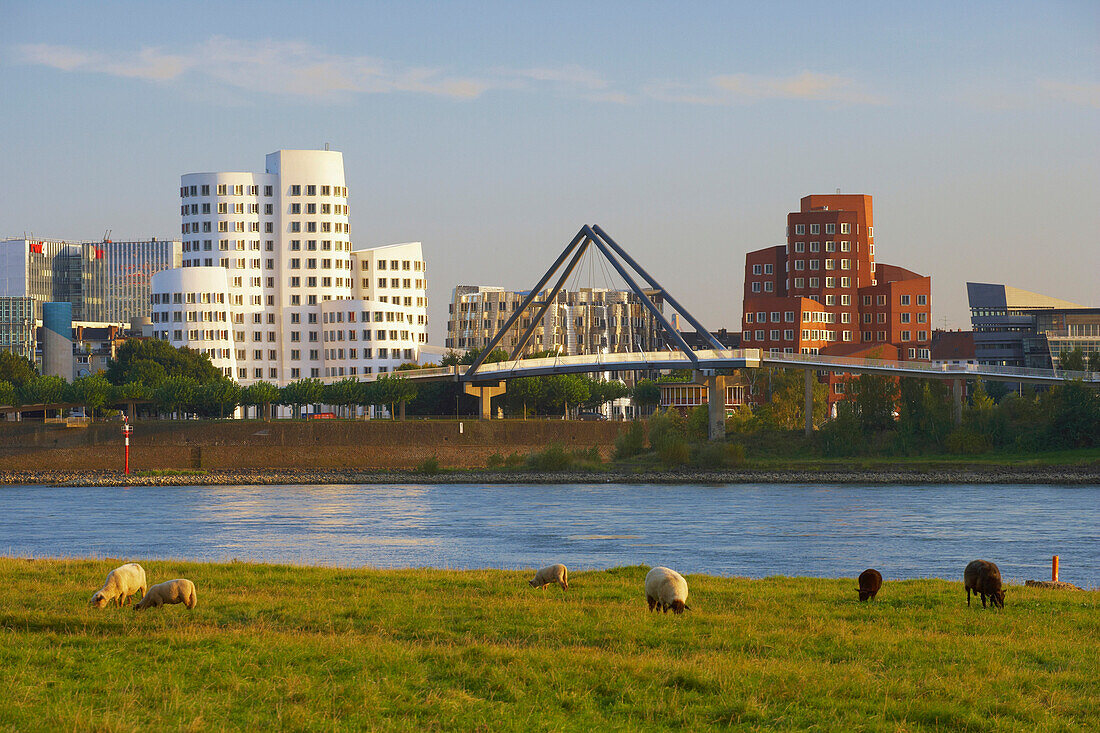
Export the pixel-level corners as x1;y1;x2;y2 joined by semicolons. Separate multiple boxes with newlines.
151;149;427;384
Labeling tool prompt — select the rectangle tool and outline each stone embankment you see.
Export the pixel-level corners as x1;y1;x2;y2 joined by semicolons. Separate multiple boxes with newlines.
2;465;1098;487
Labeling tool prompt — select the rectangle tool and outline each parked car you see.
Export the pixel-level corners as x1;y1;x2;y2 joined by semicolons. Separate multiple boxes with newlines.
576;411;607;421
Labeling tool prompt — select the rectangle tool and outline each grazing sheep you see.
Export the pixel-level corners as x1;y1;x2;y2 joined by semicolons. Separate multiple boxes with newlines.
528;563;569;590
645;566;690;614
134;579;197;611
964;560;1005;609
857;568;883;602
90;563;147;608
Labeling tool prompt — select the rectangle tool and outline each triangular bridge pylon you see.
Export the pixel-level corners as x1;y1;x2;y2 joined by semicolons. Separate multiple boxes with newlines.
464;224;723;378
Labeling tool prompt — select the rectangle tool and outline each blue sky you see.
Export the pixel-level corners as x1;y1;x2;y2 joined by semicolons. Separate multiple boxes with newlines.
2;0;1097;340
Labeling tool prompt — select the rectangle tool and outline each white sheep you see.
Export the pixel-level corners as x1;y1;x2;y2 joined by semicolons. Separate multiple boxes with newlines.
90;563;147;608
528;563;569;590
645;566;690;614
134;579;197;611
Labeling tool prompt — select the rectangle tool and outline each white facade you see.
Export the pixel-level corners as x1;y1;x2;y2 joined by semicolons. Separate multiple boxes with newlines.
152;150;428;385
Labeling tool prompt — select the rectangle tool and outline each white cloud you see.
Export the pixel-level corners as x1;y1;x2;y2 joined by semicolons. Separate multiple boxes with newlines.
1040;79;1100;109
499;65;609;90
713;71;885;104
15;38;490;100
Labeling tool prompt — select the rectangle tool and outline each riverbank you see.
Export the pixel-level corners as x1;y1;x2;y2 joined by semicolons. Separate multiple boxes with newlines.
2;557;1096;730
2;463;1099;486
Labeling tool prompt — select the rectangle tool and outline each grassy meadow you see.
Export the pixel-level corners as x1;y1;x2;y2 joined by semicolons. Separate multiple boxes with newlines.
1;557;1097;731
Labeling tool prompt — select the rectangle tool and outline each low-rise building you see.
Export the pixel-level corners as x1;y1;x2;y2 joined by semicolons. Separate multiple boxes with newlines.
967;283;1098;368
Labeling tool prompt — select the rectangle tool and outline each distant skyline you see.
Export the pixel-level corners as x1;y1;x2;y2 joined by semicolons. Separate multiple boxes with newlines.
2;1;1097;344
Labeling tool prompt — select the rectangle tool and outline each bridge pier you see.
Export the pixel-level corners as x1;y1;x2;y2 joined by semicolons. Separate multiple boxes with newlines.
952;379;964;426
805;369;814;437
464;382;506;420
694;372;728;441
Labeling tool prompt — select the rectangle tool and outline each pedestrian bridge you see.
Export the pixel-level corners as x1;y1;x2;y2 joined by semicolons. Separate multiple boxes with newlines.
383;348;1099;387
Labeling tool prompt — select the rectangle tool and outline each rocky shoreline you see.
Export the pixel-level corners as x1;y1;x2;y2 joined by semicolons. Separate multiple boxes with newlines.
1;465;1098;487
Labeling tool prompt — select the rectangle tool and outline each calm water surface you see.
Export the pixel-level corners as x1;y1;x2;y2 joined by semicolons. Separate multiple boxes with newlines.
1;483;1097;585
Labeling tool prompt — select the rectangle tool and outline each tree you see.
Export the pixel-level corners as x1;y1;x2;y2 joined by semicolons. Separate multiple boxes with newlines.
106;339;220;386
111;381;152;420
849;374;899;433
1089;351;1100;373
243;381;280;420
374;375;418;419
755;370;827;430
69;373;112;417
1059;347;1087;372
154;376;199;419
0;352;36;387
280;378;324;418
323;377;361;418
195;379;242;419
585;379;629;408
543;374;589;415
20;375;68;408
504;377;544;418
0;380;19;414
632;379;660;411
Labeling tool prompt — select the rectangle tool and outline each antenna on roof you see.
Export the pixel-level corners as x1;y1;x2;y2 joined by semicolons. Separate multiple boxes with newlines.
836;188;841;194
325;142;330;151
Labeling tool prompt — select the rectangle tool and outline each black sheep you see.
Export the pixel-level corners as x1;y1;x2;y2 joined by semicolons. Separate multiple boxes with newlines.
857;568;882;601
964;559;1005;608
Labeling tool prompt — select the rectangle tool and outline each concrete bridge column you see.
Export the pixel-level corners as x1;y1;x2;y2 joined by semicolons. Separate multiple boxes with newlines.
694;371;727;441
952;379;964;426
805;369;814;437
464;382;506;420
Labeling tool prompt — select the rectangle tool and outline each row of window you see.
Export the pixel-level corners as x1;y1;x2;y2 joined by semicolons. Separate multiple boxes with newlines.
791;240;853;253
180;184;348;198
791;222;856;236
743;329;931;344
792;259;852;271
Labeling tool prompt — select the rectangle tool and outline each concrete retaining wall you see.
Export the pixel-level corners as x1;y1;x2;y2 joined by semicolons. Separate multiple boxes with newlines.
0;420;629;471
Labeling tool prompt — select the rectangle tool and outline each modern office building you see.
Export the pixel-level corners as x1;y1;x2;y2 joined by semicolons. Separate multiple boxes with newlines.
445;285;666;356
0;296;36;361
152;149;428;385
967;283;1098;368
741;194;932;361
0;237;181;322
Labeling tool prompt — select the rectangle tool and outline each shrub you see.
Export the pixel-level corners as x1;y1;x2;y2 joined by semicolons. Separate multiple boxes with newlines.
415;456;442;474
648;409;686;452
486;452;505;468
658;439;690;467
504;452;525;468
725;405;754;434
945;429;992;455
614;421;647;459
692;442;746;468
527;444;573;471
686;405;709;442
572;445;602;465
818;405;862;457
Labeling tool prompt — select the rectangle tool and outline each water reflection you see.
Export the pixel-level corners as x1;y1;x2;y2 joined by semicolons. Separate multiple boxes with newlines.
0;483;1097;585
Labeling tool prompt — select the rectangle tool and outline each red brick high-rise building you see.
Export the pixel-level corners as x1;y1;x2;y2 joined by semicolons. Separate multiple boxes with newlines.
742;194;932;409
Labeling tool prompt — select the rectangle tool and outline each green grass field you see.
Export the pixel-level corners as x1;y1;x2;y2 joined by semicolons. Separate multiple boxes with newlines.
1;558;1097;731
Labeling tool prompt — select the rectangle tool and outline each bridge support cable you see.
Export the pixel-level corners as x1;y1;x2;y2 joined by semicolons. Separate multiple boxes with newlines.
507;238;591;360
591;225;725;351
464;229;588;379
581;225;700;365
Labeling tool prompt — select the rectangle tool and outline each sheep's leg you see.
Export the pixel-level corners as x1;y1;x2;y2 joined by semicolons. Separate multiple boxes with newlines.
966;588;971;607
646;595;658;611
981;593;987;608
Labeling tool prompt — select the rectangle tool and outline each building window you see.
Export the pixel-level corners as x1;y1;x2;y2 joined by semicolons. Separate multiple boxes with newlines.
752;264;762;275
840;223;850;234
795;224;805;235
900;295;911;306
751;282;761;293
917;294;927;306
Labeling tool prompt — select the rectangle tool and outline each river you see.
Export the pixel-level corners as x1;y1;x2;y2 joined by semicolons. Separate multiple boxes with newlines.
1;483;1097;586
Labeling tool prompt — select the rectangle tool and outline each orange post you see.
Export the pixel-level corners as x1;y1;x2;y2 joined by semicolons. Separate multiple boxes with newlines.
1052;555;1059;582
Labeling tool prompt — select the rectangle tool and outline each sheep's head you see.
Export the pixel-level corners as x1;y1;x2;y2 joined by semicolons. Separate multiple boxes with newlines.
669;600;688;614
90;592;107;608
992;589;1005;608
528;579;539;588
857;588;874;601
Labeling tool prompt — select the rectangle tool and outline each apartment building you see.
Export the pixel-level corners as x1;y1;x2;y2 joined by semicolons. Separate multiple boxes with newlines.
151;149;427;385
741;194;932;361
445;285;665;356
